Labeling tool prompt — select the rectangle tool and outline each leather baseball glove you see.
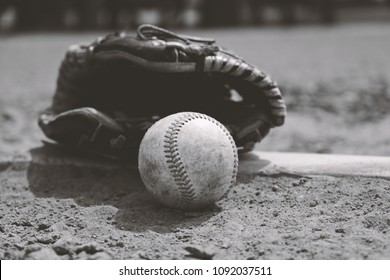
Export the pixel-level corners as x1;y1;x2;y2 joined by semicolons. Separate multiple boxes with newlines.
39;24;286;161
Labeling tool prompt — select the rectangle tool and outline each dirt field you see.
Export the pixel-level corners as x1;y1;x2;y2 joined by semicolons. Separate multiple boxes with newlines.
1;147;390;260
1;23;390;260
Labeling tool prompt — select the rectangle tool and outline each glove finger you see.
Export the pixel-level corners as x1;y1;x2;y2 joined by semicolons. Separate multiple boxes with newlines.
38;107;137;161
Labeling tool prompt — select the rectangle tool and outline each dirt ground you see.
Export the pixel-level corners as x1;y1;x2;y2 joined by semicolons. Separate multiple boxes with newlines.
1;24;390;260
1;146;389;260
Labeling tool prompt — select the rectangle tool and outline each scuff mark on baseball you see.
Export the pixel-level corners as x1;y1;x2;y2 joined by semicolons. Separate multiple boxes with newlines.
138;112;238;210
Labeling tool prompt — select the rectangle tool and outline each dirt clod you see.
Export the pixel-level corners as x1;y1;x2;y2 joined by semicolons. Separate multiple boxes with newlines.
184;246;215;260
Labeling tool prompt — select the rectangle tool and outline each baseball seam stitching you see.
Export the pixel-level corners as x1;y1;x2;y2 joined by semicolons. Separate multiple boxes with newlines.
163;112;238;207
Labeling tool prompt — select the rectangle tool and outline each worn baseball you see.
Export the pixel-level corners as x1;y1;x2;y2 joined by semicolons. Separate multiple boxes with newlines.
138;112;238;210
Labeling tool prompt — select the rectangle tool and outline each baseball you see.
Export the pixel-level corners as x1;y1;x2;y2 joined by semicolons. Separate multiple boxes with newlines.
138;112;238;210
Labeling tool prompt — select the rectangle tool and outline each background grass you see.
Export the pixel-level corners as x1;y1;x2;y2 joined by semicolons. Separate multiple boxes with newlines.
1;23;389;157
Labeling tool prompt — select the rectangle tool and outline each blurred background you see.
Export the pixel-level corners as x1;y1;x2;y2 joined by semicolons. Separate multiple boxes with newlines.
0;0;390;158
1;0;390;31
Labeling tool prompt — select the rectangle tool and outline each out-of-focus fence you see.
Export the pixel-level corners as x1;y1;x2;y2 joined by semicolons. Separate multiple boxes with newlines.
0;0;390;31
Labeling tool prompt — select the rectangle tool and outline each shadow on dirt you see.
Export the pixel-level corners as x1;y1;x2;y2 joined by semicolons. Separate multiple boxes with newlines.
238;152;271;182
27;145;221;233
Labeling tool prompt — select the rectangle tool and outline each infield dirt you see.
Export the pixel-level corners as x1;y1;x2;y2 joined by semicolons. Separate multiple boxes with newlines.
1;147;390;260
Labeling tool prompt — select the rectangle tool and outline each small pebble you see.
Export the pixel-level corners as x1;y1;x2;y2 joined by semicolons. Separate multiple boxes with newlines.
309;200;319;207
37;223;51;231
88;251;114;260
24;247;60;260
184;246;215;260
14;243;25;250
53;238;76;256
75;243;101;255
37;234;59;245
